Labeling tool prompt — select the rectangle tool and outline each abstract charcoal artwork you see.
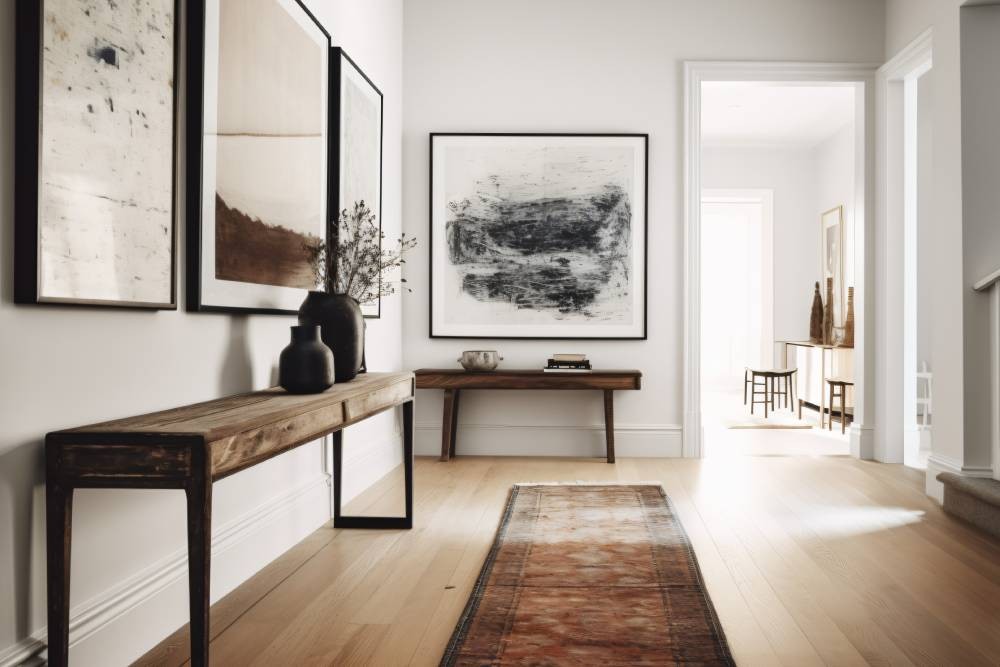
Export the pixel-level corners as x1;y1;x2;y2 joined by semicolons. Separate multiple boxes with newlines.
14;0;177;308
430;134;647;339
187;0;329;313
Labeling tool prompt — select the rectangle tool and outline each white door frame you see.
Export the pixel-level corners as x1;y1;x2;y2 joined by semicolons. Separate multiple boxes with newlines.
683;61;878;459
876;30;932;465
701;189;775;369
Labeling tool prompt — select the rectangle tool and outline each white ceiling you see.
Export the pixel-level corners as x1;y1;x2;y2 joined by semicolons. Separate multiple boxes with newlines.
701;82;855;149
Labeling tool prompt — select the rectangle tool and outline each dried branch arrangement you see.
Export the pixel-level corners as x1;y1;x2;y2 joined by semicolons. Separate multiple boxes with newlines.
308;201;417;304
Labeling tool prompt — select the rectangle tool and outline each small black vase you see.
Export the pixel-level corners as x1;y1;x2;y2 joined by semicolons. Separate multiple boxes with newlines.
279;325;334;394
298;291;365;383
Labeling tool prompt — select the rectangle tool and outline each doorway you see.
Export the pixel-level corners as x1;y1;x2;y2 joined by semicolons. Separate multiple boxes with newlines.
700;190;773;424
684;62;876;459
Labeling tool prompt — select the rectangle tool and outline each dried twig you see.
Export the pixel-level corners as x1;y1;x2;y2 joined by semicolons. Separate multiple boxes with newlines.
307;201;417;304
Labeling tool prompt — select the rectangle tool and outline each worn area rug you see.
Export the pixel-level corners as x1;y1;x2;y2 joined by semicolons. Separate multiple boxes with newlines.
441;484;734;666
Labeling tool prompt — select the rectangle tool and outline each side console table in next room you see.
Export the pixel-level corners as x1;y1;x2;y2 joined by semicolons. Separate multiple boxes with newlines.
414;369;642;463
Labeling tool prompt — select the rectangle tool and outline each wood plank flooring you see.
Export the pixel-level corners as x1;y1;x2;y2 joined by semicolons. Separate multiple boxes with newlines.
136;455;1000;666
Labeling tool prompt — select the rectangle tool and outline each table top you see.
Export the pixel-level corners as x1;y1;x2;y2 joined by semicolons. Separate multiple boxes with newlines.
414;369;641;390
49;371;414;443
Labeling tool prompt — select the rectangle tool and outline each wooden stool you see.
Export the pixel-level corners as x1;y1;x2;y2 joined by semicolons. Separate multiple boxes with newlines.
745;368;797;418
826;378;854;433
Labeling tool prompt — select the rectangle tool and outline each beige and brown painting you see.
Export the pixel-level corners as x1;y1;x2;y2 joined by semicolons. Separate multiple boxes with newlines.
198;0;328;310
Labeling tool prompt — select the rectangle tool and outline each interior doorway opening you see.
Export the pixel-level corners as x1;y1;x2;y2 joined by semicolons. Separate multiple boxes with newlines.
690;73;870;458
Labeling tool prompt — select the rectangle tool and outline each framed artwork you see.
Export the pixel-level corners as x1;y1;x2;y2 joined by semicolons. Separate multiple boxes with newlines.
187;0;330;314
331;48;384;318
14;0;178;308
429;133;648;339
821;205;845;326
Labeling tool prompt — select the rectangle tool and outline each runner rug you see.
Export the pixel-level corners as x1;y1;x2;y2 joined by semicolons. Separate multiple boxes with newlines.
440;483;734;666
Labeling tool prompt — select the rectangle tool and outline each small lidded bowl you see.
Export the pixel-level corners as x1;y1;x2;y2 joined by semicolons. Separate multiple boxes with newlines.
457;350;503;372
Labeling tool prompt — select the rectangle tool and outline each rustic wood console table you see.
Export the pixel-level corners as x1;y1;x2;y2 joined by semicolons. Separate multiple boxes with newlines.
45;371;414;666
414;369;641;463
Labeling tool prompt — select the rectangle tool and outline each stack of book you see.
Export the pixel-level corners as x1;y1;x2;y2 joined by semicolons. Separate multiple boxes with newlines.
544;354;592;373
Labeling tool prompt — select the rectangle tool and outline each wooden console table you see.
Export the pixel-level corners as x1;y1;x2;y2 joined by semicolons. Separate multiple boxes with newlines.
45;371;414;667
414;369;641;463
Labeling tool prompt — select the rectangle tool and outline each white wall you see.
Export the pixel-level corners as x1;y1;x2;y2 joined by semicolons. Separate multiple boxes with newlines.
701;147;817;344
702;122;857;356
959;4;1000;473
917;68;934;377
815;122;859;308
884;0;999;495
402;0;884;458
0;1;404;664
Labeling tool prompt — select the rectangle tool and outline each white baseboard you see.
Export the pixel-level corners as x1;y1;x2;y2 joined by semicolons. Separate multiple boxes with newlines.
925;453;995;503
414;423;683;458
850;424;876;460
0;475;331;667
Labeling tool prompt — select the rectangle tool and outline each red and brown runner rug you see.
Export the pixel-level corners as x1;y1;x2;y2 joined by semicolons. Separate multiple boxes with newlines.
441;484;734;666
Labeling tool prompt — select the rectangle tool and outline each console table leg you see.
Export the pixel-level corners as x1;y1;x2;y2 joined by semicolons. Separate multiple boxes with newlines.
403;400;414;527
449;389;461;459
604;390;616;464
185;471;212;667
332;405;414;530
332;430;344;522
441;388;458;461
45;481;73;667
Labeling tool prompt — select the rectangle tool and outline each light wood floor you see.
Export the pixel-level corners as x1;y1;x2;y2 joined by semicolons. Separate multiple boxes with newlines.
137;455;1000;666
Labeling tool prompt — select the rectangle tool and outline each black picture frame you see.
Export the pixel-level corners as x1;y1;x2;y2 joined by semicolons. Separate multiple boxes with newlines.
428;133;649;340
14;0;179;309
186;0;332;315
330;47;385;319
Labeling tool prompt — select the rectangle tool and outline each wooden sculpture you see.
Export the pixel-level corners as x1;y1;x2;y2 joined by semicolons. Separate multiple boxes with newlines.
842;286;855;348
809;281;824;343
823;277;835;345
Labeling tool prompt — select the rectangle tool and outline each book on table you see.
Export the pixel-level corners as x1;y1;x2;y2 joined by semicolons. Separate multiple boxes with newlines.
546;359;591;368
544;355;592;372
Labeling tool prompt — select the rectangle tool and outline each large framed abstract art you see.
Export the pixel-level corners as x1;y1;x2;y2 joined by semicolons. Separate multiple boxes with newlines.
331;48;384;318
14;0;178;308
429;134;648;339
187;0;330;313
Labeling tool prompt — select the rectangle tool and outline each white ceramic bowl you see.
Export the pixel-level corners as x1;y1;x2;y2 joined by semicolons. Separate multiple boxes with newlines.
457;350;503;371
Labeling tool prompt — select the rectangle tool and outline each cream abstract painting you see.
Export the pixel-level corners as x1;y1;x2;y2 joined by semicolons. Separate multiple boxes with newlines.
36;0;176;306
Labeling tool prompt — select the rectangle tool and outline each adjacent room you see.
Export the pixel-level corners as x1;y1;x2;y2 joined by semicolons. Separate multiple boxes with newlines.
699;81;860;458
2;1;1000;666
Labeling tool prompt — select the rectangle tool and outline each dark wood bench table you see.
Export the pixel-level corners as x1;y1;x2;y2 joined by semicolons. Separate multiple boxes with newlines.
45;371;414;667
414;369;641;463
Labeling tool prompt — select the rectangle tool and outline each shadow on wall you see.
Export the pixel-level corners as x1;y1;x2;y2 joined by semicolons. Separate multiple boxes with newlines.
0;442;44;645
219;315;254;396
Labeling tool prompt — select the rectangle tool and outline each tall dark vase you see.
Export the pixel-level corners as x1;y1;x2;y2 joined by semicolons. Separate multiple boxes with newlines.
279;325;334;394
298;291;365;382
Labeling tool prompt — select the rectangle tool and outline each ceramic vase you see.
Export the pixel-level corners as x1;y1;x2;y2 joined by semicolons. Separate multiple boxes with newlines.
809;281;824;343
823;277;835;345
279;325;334;394
842;286;855;348
298;291;365;383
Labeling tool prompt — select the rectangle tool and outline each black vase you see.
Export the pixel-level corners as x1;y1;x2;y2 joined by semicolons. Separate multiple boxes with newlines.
279;325;334;394
298;291;365;383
